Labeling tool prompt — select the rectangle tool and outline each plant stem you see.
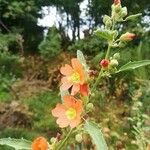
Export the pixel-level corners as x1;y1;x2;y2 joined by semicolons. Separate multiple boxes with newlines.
57;129;73;150
90;19;116;93
105;44;111;59
91;44;111;93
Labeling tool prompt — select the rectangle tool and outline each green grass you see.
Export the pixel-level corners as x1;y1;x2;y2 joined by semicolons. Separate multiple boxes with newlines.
23;90;60;132
0;90;60;149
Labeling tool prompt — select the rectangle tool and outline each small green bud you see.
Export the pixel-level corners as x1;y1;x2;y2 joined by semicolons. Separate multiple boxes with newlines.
50;137;57;143
105;19;112;29
75;134;83;143
136;101;142;107
87;103;94;111
91;93;95;97
114;4;122;13
113;53;120;60
121;7;127;18
110;59;119;67
112;30;118;38
103;15;111;24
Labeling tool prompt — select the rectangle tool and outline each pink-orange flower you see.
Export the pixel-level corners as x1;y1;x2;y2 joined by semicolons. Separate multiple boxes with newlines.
32;137;48;150
114;0;121;5
52;95;83;128
120;32;136;41
60;58;87;95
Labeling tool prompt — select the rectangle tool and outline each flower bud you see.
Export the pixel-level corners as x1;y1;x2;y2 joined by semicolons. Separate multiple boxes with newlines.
103;15;111;24
32;137;48;150
75;134;83;143
110;59;119;67
100;59;110;68
114;0;121;5
50;137;57;143
105;19;112;29
87;103;94;111
114;4;122;13
113;53;120;60
121;7;127;18
120;32;136;41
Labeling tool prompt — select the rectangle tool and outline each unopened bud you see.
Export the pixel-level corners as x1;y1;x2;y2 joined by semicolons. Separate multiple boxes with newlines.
100;59;110;68
50;137;57;143
105;19;112;29
110;59;119;67
75;134;83;143
121;7;127;17
114;4;122;13
114;0;121;5
103;15;111;24
87;103;94;111
113;53;120;60
120;32;136;41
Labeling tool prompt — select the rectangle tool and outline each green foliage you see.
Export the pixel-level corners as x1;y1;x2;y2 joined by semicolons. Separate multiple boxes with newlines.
68;36;105;55
0;138;32;150
0;0;44;51
85;121;108;150
0;50;22;102
24;91;59;131
39;27;62;59
0;33;16;52
125;13;142;21
128;90;150;149
0;51;21;76
117;60;150;73
94;29;118;41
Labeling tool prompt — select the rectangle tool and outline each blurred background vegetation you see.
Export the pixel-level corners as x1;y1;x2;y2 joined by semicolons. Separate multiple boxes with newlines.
0;0;150;149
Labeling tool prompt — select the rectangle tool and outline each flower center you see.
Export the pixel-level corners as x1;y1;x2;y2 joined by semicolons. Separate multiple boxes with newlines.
66;108;77;120
70;72;80;83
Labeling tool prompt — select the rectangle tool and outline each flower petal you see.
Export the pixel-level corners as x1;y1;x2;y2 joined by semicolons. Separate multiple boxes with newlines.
51;104;66;117
75;100;83;114
63;95;76;108
71;58;83;72
61;82;73;91
69;116;81;128
56;115;70;128
71;84;80;95
60;64;73;76
80;83;89;96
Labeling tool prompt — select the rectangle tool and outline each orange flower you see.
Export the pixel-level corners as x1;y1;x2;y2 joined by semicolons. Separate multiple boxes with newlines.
32;137;48;150
120;32;136;41
60;58;86;95
52;95;83;128
80;83;89;96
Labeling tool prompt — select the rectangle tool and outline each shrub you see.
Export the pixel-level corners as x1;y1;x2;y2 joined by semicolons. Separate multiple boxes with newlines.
38;26;62;59
68;35;106;55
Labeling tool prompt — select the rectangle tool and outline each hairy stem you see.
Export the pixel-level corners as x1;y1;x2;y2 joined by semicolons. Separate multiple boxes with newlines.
57;129;73;150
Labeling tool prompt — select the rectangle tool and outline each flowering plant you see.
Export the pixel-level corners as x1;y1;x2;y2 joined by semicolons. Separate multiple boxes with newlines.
0;0;150;150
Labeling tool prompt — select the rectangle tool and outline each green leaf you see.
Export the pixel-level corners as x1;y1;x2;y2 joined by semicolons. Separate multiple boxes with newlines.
84;121;108;150
94;29;114;41
0;138;32;150
117;60;150;73
77;50;89;72
125;13;142;21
